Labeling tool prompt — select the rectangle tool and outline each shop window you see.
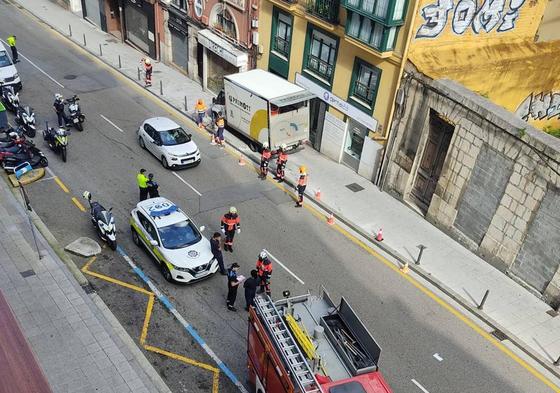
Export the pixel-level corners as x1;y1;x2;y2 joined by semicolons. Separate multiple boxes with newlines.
303;26;338;87
349;58;381;112
272;9;292;59
345;119;369;160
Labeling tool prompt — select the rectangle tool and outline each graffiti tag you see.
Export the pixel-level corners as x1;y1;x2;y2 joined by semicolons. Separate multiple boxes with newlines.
516;92;560;121
416;0;526;38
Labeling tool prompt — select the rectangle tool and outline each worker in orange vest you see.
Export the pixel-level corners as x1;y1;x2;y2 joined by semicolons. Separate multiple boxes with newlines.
256;250;272;296
259;142;272;179
195;99;207;128
215;114;225;146
275;144;288;182
141;58;152;87
295;166;307;208
221;206;241;252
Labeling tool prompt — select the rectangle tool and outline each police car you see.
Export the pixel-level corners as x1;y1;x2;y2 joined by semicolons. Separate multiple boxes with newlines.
130;198;218;283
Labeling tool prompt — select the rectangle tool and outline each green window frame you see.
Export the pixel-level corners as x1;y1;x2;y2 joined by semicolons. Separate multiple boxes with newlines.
302;25;339;87
346;11;399;52
271;8;293;59
348;58;381;113
342;0;408;25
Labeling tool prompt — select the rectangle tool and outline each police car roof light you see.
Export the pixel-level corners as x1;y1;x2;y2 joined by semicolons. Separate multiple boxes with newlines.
148;203;178;218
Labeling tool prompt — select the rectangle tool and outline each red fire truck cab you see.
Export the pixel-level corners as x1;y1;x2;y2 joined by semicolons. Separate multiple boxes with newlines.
247;290;393;393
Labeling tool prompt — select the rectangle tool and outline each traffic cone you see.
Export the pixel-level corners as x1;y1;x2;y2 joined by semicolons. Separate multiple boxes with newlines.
400;261;409;274
326;213;335;225
238;155;246;166
315;188;321;200
375;228;384;242
210;133;216;145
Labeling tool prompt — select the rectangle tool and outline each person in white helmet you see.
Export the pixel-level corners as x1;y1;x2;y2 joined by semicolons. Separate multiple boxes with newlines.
220;206;241;252
141;58;152;87
259;142;271;179
53;94;69;127
256;250;272;296
275;144;288;182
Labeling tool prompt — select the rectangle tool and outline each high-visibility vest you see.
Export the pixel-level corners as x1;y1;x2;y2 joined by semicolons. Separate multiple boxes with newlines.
221;213;240;231
277;152;288;164
256;258;272;277
261;150;271;161
196;102;207;113
137;173;148;188
7;36;16;47
298;174;307;186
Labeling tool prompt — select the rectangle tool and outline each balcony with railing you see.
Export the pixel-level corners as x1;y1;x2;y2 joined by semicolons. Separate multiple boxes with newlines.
306;54;334;81
273;36;290;57
306;0;340;24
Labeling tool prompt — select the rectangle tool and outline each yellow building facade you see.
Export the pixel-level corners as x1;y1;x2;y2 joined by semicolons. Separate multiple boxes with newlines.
408;0;560;132
257;0;419;179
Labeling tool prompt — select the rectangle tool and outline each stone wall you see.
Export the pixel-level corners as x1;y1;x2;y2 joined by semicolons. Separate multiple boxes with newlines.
382;67;560;301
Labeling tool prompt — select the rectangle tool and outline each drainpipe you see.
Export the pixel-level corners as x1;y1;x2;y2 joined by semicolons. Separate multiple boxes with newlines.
375;0;422;186
119;0;125;43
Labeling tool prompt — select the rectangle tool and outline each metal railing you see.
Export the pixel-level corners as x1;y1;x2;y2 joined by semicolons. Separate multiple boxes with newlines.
306;0;340;23
354;80;374;103
274;36;290;57
307;54;334;80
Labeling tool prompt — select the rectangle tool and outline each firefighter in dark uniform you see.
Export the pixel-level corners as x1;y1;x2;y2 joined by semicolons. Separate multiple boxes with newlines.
221;206;241;252
295;166;307;208
259;142;272;180
226;263;241;311
256;250;273;296
275;144;288;182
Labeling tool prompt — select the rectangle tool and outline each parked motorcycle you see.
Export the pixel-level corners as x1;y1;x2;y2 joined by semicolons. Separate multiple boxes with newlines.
67;95;85;131
2;145;48;172
43;127;69;162
0;126;24;142
82;191;117;250
0;84;20;113
15;106;37;137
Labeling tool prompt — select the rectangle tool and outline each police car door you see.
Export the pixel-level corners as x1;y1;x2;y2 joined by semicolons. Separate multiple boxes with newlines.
143;124;160;156
138;213;160;261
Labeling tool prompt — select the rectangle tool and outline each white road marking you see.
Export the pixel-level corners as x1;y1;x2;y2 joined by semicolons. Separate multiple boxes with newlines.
263;249;305;285
172;171;202;196
433;353;443;361
100;114;124;133
1;39;65;89
411;379;430;393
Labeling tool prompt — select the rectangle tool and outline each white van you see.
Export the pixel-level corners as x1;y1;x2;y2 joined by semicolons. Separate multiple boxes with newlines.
0;43;22;91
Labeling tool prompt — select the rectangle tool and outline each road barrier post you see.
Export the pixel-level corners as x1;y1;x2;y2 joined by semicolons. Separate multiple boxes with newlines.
160;80;163;95
478;290;490;310
83;33;87;46
416;244;427;265
555;356;560;366
99;44;103;56
69;24;72;37
118;55;122;69
184;96;188;111
137;67;141;81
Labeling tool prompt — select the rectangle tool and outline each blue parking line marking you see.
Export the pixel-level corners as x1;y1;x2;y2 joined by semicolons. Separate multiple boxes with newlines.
116;245;248;392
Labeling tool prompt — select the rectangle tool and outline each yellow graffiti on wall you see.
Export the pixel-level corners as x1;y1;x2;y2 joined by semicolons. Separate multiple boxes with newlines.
408;0;560;132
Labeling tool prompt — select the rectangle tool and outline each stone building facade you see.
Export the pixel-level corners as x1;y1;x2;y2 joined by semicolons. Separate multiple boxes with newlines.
380;68;560;302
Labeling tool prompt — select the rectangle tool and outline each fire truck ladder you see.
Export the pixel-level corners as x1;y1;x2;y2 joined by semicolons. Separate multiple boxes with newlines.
255;296;322;393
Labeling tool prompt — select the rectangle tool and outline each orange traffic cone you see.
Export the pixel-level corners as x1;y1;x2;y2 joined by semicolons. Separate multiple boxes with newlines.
238;155;246;166
315;188;321;200
400;261;409;274
375;228;384;242
327;213;335;225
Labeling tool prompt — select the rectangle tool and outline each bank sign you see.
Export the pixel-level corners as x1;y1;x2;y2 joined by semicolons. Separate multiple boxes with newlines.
295;73;378;132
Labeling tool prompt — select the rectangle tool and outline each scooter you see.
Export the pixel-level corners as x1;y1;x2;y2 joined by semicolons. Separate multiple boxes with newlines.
0;84;20;113
82;191;117;250
43;126;69;162
15;106;37;137
67;95;85;131
2;145;48;172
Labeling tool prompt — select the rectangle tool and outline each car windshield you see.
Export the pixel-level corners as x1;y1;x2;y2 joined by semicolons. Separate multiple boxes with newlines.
158;127;191;146
158;220;201;249
0;51;12;67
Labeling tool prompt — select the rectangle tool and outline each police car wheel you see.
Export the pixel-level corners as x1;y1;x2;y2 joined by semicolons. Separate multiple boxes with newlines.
131;227;140;246
160;262;173;282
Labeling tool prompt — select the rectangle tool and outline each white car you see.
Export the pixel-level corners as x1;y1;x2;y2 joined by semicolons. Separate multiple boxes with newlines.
130;198;218;283
138;117;201;168
0;43;21;91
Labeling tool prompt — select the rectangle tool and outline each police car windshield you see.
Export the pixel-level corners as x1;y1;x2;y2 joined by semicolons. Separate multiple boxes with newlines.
158;128;191;146
0;52;12;67
158;220;201;249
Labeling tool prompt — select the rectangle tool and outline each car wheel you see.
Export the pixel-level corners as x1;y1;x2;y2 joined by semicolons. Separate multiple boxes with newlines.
249;142;258;152
131;228;141;246
161;156;169;169
160;262;173;282
139;137;146;149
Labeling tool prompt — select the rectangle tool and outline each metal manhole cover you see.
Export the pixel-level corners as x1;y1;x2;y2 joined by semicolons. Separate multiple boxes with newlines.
490;329;508;341
20;269;36;278
346;183;364;193
64;74;77;80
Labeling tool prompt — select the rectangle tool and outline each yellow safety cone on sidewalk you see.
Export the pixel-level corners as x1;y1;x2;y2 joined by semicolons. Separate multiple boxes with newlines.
400;262;409;274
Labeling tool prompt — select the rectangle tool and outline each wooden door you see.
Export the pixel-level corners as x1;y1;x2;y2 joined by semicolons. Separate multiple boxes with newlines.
412;112;454;211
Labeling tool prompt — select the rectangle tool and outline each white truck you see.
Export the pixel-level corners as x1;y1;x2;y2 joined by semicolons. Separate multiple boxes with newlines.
211;69;315;151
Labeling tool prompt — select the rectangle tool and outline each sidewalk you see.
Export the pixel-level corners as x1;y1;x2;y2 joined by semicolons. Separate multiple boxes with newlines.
0;182;171;392
12;0;560;376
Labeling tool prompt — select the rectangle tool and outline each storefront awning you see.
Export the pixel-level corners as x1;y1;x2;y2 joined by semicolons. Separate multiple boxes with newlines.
197;29;248;68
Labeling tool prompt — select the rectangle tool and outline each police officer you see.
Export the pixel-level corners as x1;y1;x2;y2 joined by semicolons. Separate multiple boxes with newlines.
295;166;307;208
147;173;159;198
259;142;271;180
256;250;272;297
226;263;241;311
221;206;240;252
7;35;17;63
210;232;226;275
243;269;258;311
53;94;69;127
137;168;149;201
275;144;288;182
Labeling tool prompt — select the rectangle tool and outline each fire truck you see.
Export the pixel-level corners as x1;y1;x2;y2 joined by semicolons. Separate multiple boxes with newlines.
247;290;394;393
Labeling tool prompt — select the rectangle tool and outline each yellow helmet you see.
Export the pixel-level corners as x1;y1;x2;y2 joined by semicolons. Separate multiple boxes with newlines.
299;166;306;173
229;206;237;214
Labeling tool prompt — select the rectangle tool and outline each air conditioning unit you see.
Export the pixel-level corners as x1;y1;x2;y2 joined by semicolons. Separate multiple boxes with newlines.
251;19;259;28
252;31;259;45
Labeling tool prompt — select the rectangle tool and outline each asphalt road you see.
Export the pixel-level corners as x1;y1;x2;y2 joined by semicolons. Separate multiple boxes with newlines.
0;3;557;393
